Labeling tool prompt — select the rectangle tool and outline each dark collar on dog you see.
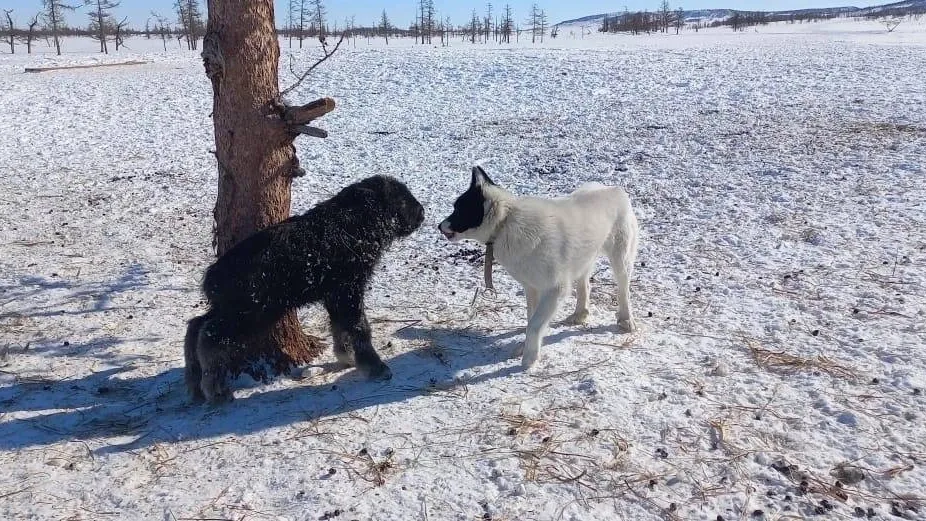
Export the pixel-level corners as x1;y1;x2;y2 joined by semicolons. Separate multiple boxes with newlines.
484;239;496;292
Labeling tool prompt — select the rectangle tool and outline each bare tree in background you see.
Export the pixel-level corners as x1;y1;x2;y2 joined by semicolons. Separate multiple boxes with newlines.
659;0;671;33
286;0;296;47
114;15;127;50
470;9;479;43
379;9;391;44
417;0;434;45
86;0;119;54
310;0;325;40
500;4;513;43
675;8;685;34
484;3;492;43
2;10;14;54
526;3;539;44
200;0;337;380
539;9;547;42
153;11;171;51
881;18;903;32
24;14;41;53
43;0;77;56
175;0;204;50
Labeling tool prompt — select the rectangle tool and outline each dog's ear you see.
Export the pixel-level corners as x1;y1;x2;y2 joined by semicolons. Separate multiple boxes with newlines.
471;166;496;188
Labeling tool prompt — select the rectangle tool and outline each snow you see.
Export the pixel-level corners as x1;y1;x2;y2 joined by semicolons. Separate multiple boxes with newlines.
2;18;926;521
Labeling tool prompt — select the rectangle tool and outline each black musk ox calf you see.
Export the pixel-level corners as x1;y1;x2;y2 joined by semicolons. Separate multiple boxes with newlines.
184;175;425;404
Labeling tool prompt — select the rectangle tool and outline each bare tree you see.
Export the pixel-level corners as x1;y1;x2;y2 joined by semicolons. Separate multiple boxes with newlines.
309;0;325;40
539;9;547;42
2;10;14;54
43;0;77;56
152;11;171;51
470;9;479;43
675;7;684;34
24;14;41;53
201;0;337;379
114;15;127;50
286;0;296;47
500;4;513;43
86;0;120;54
881;18;903;33
417;0;434;45
526;3;539;44
379;9;391;44
296;0;307;47
175;0;203;50
484;3;492;43
659;0;671;33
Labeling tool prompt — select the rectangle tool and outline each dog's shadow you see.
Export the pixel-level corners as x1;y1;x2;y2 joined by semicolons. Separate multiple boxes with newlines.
0;324;523;454
451;320;620;353
0;316;627;455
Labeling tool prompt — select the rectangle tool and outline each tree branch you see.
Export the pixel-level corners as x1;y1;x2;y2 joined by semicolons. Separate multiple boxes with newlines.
280;31;346;97
282;97;336;126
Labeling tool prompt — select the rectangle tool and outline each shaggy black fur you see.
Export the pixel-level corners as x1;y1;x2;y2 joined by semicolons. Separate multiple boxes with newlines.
184;175;425;404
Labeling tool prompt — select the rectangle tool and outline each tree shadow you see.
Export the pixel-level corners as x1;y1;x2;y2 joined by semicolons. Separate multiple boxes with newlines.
0;262;192;321
0;324;523;455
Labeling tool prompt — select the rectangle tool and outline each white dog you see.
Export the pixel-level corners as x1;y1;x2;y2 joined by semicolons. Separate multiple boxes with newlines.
439;166;640;369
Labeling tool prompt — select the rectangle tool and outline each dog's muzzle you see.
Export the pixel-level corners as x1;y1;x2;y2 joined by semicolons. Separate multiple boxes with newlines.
438;221;456;240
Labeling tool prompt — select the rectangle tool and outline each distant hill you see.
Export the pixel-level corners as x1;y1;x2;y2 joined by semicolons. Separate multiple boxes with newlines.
556;0;926;26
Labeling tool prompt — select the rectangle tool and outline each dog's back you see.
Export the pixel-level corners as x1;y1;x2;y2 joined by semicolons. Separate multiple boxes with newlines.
499;184;632;283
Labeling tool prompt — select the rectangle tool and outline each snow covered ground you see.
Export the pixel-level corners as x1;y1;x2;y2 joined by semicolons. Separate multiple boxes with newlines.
2;18;925;521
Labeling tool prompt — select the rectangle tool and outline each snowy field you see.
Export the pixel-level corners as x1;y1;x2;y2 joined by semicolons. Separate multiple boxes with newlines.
2;18;926;521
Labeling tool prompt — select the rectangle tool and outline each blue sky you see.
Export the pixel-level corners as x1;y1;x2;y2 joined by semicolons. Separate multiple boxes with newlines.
3;1;889;27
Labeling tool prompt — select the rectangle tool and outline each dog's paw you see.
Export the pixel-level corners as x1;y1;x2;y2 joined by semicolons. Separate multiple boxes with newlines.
363;362;393;382
188;387;206;405
201;371;234;405
334;347;356;367
565;310;590;326
618;318;637;334
520;342;541;370
521;351;541;371
186;376;206;404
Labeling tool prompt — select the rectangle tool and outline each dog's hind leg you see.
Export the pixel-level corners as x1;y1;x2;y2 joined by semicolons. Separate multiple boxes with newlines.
520;286;565;370
195;318;235;404
565;270;592;326
525;286;538;319
183;313;211;403
608;212;639;333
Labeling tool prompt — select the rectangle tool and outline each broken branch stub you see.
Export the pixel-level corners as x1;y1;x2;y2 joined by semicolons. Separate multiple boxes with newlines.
291;125;329;138
284;97;336;126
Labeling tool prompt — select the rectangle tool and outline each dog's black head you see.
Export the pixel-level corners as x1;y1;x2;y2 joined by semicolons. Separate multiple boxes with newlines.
345;175;425;237
439;166;496;242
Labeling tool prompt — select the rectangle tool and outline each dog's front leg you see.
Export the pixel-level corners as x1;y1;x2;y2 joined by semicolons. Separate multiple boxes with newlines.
325;295;392;381
520;286;565;370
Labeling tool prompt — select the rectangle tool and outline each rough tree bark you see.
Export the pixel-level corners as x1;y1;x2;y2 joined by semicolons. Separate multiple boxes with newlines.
201;0;333;378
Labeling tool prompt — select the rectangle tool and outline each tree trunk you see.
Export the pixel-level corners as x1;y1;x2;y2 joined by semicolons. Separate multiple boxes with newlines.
202;0;324;378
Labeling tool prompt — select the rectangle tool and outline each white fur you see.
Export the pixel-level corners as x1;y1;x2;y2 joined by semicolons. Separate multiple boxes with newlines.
441;174;640;370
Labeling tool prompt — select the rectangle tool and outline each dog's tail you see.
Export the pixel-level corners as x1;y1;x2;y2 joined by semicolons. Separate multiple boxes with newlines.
183;311;213;403
607;188;640;271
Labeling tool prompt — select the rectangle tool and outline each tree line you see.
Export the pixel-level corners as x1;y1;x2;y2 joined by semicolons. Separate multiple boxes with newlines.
1;0;205;55
599;0;926;35
280;1;556;47
2;0;567;56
